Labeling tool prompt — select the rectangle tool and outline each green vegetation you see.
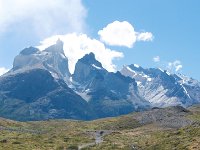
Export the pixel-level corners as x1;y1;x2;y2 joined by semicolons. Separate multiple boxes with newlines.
0;105;200;150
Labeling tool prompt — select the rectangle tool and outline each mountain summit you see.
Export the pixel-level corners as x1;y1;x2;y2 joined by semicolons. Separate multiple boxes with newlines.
121;65;200;107
12;39;70;80
45;39;64;54
73;53;150;118
0;42;199;121
73;52;105;84
0;41;95;121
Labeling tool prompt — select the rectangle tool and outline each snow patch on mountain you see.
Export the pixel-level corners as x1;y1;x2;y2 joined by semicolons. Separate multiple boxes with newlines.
134;64;140;68
180;83;191;99
121;64;200;107
76;91;91;102
126;66;135;73
92;64;102;70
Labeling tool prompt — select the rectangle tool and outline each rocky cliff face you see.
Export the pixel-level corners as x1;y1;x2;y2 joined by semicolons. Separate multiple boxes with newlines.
0;40;96;121
121;64;199;107
0;68;95;121
73;52;106;84
0;41;199;121
13;39;71;81
73;53;150;118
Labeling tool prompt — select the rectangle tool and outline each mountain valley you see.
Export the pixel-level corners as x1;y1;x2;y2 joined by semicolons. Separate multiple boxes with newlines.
0;105;199;149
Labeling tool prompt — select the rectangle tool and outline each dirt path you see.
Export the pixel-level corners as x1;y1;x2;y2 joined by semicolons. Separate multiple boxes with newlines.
78;130;112;150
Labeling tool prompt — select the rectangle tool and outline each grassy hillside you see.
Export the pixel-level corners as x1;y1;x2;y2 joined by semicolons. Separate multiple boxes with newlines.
0;105;200;150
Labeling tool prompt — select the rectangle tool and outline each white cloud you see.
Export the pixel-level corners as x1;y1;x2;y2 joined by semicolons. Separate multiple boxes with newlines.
0;67;9;76
137;32;153;41
153;56;160;62
167;60;183;72
98;21;153;48
37;33;124;73
153;57;183;73
98;21;137;48
0;0;86;37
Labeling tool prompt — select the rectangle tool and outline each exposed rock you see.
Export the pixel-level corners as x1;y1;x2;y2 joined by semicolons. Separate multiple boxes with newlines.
121;65;199;107
133;106;193;128
73;53;150;118
0;68;95;121
12;39;71;80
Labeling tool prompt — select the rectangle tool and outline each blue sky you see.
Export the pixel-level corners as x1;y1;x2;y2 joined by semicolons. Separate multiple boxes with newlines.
0;0;199;80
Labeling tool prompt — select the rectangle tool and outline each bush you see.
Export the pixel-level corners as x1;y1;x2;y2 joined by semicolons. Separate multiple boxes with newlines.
64;137;70;142
12;141;21;144
56;146;64;150
67;145;78;150
0;139;7;143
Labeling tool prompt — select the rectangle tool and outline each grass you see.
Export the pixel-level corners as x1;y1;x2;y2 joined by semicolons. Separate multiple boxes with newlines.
0;105;200;150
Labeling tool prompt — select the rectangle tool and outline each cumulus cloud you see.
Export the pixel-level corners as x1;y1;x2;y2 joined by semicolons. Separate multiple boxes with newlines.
167;60;183;72
37;20;153;74
137;32;153;41
153;56;160;62
37;33;124;73
0;67;9;76
98;21;137;48
98;21;153;48
153;57;183;73
0;0;86;37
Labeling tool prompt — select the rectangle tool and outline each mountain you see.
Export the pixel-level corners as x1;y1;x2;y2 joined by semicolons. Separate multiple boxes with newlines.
121;64;200;107
0;40;199;121
173;74;200;104
13;39;71;81
0;40;95;121
72;53;150;118
0;40;149;121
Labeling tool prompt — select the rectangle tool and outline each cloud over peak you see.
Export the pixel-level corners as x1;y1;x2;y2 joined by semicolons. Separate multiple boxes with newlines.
0;67;9;76
98;21;153;48
168;60;183;72
38;33;123;73
37;21;154;73
153;56;183;73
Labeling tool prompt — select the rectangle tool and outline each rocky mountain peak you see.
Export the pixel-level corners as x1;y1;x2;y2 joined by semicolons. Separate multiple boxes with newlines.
1;41;200;121
72;53;105;83
79;52;102;68
129;64;144;72
45;39;65;54
12;40;70;80
121;64;200;108
20;47;39;55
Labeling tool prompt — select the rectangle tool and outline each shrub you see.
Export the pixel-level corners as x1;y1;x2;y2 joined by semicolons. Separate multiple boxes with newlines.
0;139;7;143
56;146;64;150
12;141;21;144
67;145;78;150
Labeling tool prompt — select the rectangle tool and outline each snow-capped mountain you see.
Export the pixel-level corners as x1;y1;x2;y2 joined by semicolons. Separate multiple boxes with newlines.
0;40;96;121
121;64;200;107
173;74;200;104
0;40;199;121
72;53;150;118
12;39;71;81
0;40;150;121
